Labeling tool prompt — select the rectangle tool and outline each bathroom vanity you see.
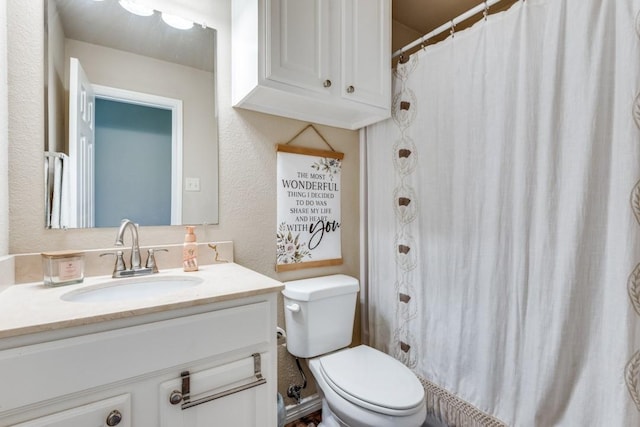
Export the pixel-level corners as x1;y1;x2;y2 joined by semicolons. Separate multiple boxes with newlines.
0;263;283;427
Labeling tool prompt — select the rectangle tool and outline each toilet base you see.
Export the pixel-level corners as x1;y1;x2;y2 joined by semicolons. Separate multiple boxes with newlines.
317;398;344;427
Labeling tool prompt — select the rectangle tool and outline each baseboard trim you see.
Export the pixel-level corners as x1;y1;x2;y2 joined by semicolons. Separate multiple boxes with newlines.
284;393;323;424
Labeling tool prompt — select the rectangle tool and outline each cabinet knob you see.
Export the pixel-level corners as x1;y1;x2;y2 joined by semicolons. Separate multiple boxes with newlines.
323;79;332;88
346;85;355;93
169;390;184;405
106;410;122;426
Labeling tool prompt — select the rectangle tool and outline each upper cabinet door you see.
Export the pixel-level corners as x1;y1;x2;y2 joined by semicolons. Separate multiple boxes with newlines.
341;0;390;109
266;0;333;94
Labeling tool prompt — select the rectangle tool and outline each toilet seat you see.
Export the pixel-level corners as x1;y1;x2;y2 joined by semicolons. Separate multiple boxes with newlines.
317;345;425;416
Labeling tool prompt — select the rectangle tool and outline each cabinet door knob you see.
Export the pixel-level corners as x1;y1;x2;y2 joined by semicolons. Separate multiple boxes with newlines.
106;410;122;426
323;79;332;88
169;390;184;405
346;85;355;93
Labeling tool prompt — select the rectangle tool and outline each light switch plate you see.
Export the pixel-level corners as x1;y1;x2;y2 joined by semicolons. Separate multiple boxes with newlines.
185;177;200;192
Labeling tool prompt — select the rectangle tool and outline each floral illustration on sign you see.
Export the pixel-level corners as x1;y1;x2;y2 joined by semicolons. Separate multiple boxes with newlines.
312;158;342;180
277;222;311;264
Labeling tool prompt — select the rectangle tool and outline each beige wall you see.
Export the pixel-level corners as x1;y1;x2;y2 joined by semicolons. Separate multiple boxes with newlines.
392;19;422;54
46;0;65;153
7;0;359;407
0;0;7;256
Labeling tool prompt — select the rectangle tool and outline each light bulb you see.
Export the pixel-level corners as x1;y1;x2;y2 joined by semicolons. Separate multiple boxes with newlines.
161;12;194;30
118;0;154;17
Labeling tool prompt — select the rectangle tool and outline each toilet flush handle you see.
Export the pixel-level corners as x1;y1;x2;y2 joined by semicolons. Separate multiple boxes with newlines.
286;303;301;313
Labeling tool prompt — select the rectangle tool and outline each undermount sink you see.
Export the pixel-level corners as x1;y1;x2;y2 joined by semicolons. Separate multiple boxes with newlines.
61;275;203;303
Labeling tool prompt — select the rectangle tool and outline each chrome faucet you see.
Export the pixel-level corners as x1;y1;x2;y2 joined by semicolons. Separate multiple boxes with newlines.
111;219;153;277
116;219;142;269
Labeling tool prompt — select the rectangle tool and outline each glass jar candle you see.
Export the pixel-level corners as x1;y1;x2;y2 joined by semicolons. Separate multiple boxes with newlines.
41;251;85;286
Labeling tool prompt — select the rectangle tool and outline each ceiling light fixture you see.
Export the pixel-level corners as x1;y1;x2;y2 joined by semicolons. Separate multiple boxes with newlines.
118;0;154;17
161;12;194;30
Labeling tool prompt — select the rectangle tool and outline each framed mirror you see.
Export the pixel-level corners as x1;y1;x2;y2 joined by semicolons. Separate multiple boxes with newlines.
44;0;219;228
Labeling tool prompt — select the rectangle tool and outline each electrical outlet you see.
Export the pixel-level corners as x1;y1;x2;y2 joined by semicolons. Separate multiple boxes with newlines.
185;177;200;192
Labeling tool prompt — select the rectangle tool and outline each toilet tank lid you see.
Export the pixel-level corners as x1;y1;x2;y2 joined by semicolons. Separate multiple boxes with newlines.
282;274;359;301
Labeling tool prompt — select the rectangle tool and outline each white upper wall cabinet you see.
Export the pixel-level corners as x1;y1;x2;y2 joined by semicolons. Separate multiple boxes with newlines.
232;0;391;130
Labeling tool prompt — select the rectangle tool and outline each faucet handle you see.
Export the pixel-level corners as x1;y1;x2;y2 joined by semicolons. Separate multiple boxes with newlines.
145;248;168;274
100;250;127;277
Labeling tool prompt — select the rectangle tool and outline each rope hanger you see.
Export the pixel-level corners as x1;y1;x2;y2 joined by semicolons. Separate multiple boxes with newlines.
277;124;344;160
283;124;337;152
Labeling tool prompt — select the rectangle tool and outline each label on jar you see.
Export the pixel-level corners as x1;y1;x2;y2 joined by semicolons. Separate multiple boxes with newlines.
58;259;82;281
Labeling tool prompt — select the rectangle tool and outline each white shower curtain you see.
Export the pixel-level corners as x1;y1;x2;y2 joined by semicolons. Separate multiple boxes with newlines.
366;0;640;425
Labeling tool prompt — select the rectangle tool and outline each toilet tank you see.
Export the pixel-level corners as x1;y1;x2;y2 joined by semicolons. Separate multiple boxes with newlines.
282;274;359;358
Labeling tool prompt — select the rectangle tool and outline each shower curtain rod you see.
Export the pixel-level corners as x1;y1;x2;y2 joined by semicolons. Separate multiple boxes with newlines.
392;0;517;59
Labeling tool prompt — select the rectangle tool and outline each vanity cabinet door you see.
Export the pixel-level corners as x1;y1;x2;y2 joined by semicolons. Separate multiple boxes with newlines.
11;394;130;427
158;353;272;427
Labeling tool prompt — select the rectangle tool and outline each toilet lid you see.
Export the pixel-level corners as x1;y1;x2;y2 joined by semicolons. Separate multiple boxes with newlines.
318;346;424;414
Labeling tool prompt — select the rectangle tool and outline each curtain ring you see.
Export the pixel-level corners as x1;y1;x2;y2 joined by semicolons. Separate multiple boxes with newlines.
483;0;489;21
421;36;428;51
450;20;456;38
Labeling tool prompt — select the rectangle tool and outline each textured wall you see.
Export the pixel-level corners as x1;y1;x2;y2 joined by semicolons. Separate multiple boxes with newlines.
0;0;8;256
7;0;360;407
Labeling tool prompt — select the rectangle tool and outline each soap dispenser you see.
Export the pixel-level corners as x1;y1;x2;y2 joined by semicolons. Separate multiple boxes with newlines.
183;226;198;272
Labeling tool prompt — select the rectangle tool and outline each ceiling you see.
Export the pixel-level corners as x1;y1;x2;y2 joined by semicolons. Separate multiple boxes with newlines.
391;0;519;53
393;0;488;35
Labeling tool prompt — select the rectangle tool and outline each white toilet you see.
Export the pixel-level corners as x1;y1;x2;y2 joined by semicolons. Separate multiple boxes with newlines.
283;274;426;427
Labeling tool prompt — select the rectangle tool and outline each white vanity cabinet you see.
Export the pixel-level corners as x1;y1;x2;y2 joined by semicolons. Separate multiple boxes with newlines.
0;293;278;427
232;0;391;130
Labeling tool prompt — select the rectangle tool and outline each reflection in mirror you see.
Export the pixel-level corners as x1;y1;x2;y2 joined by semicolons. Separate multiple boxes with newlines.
44;0;219;229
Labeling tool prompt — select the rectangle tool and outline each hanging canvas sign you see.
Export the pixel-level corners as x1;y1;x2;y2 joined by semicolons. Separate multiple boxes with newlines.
276;127;344;272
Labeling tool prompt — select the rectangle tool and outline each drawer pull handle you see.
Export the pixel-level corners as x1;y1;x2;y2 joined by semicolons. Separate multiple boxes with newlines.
106;409;122;426
177;353;267;410
323;79;332;88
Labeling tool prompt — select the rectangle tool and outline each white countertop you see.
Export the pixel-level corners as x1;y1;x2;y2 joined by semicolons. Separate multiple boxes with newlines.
0;262;284;339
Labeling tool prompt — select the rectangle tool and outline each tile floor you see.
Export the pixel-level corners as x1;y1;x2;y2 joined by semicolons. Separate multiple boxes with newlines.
284;410;322;427
283;409;446;426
